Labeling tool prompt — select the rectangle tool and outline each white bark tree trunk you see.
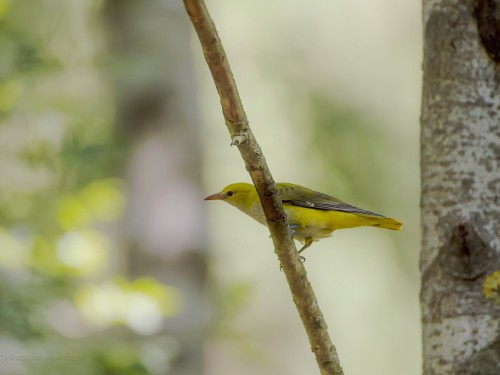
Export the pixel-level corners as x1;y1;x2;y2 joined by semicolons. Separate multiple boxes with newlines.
420;0;500;374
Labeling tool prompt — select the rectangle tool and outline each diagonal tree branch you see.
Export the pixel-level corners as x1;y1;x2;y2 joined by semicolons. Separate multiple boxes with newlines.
183;1;343;374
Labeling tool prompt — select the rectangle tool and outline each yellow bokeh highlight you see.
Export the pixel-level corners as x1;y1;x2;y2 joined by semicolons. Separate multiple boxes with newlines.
56;196;91;230
55;229;108;277
0;0;10;18
75;277;181;335
57;178;125;230
76;282;127;327
36;178;125;276
31;233;106;278
122;276;181;316
483;271;500;304
79;178;125;222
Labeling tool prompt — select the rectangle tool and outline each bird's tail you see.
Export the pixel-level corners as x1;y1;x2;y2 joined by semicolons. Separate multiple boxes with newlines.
374;217;403;231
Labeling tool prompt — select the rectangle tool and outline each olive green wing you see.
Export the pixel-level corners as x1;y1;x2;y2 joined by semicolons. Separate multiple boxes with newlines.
277;183;384;217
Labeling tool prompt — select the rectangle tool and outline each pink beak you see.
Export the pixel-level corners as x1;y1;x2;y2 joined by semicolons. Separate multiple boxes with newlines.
204;192;223;201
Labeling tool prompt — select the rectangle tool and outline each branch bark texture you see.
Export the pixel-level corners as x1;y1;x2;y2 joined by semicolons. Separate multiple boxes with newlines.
183;1;343;374
421;1;500;374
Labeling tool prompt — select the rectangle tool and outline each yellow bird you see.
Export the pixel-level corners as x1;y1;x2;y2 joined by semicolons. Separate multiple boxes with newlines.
205;182;402;254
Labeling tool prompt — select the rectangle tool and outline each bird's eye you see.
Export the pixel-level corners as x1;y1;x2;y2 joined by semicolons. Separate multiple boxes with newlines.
227;191;234;197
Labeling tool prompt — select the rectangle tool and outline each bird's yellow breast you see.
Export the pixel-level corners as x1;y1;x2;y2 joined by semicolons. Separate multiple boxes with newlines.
238;201;390;243
284;205;384;241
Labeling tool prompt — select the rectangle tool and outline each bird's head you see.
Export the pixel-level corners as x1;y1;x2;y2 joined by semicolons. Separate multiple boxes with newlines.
204;183;256;211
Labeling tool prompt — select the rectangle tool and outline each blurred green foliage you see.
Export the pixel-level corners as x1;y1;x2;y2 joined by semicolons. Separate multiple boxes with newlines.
0;1;181;374
308;94;397;209
305;92;416;272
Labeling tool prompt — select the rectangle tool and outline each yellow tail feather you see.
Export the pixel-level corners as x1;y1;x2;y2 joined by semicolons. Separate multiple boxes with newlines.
372;217;402;231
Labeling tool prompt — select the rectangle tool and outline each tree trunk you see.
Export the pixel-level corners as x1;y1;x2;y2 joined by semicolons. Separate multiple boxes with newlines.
420;1;500;374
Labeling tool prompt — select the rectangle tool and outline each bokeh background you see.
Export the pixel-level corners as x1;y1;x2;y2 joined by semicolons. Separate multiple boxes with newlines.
0;0;421;374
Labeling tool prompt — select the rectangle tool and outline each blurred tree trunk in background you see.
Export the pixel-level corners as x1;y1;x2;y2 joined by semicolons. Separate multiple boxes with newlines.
104;1;206;374
420;1;500;374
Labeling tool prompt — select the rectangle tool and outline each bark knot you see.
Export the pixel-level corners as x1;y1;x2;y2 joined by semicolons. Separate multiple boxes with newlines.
439;222;493;280
475;0;500;62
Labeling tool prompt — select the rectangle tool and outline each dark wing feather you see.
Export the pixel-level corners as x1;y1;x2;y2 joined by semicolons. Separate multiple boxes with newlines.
277;183;384;217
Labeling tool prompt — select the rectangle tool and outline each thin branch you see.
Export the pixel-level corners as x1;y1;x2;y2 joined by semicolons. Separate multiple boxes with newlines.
183;1;343;374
